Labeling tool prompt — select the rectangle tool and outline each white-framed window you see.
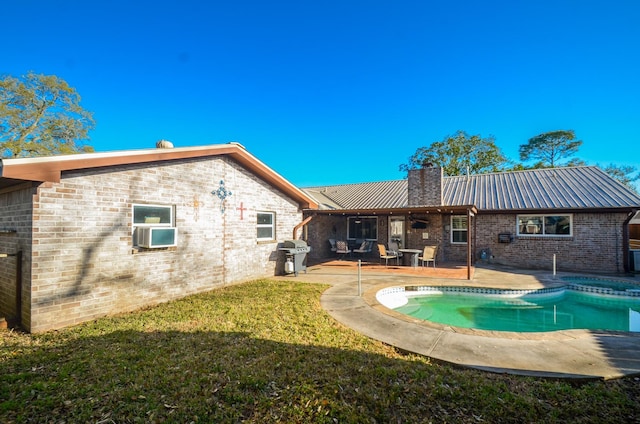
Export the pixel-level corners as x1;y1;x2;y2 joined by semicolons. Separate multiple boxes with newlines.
517;214;572;236
257;211;275;241
133;204;174;227
348;216;378;240
451;215;467;244
132;204;177;248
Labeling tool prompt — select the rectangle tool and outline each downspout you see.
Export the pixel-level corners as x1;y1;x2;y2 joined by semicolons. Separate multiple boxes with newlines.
293;216;313;240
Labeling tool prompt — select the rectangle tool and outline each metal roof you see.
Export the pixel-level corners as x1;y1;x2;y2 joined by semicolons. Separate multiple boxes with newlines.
446;166;640;211
303;166;640;212
304;180;407;210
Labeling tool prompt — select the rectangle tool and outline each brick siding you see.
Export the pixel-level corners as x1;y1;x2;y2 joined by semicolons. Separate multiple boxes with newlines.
0;156;303;332
473;212;629;272
306;211;630;273
0;184;34;328
407;167;443;207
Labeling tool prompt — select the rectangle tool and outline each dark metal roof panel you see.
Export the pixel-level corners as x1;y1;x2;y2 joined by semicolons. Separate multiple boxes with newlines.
443;166;640;210
305;166;640;211
304;180;407;210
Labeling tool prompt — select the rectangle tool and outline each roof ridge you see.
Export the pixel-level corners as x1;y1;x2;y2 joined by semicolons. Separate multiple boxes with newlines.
304;179;406;189
307;166;603;189
445;165;599;180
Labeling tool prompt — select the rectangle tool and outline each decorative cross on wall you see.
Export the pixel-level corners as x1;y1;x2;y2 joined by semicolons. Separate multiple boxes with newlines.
236;202;246;220
212;180;232;213
186;195;200;221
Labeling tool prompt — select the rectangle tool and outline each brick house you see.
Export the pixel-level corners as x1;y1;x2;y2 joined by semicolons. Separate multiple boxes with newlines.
0;143;317;332
302;166;640;275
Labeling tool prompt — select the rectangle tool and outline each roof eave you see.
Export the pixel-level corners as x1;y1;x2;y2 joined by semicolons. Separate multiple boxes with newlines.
306;205;478;215
0;145;246;182
477;206;640;214
0;144;318;210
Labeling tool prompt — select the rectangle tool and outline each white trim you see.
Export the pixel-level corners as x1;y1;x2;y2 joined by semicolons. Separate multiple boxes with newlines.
132;203;174;228
257;211;276;241
450;215;467;244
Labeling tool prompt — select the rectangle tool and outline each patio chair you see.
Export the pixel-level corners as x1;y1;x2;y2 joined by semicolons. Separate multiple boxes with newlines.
353;240;373;258
377;244;398;267
328;238;337;253
335;240;351;259
418;245;438;268
388;241;403;259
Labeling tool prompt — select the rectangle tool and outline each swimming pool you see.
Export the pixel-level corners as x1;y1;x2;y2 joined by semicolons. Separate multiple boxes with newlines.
377;279;640;333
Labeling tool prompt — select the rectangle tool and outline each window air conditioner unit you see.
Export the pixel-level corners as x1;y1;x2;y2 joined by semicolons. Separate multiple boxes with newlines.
136;227;178;248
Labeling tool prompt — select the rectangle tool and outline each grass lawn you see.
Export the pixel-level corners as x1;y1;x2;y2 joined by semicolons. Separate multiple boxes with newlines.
1;279;639;423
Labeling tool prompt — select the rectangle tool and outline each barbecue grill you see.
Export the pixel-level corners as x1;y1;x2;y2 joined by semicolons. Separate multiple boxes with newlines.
279;240;311;276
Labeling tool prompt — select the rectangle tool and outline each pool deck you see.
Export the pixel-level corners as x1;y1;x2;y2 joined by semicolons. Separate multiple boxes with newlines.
276;260;640;380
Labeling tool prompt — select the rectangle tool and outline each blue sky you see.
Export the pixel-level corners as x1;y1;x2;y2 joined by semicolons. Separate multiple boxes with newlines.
4;1;639;187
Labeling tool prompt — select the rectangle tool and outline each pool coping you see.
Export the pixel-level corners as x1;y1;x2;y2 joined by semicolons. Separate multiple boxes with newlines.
285;263;640;379
365;283;592;341
371;282;640;340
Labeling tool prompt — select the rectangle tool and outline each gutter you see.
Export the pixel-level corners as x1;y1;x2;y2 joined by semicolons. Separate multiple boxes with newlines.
306;205;479;216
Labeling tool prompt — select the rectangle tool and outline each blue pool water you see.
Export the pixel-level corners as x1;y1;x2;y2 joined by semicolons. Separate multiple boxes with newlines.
390;281;640;333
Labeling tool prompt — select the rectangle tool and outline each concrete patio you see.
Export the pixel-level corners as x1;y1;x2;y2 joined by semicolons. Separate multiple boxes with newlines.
276;259;640;380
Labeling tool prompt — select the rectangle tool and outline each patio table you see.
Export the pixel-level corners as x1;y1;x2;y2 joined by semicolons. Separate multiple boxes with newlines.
398;248;422;267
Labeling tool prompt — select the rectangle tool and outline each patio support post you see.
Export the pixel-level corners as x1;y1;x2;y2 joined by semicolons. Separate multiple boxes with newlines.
15;250;22;329
467;208;472;280
622;210;637;272
357;259;362;296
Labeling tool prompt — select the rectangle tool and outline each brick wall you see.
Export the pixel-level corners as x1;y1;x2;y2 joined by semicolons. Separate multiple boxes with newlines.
408;167;443;207
474;212;629;273
0;184;34;328
305;210;630;274
305;215;346;259
21;156;302;332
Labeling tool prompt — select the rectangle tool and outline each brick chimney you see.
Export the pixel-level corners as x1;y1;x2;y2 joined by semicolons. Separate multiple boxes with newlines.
408;165;443;207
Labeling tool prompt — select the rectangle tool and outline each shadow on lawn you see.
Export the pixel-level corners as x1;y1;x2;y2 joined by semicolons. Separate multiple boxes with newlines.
0;329;474;423
3;328;639;423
